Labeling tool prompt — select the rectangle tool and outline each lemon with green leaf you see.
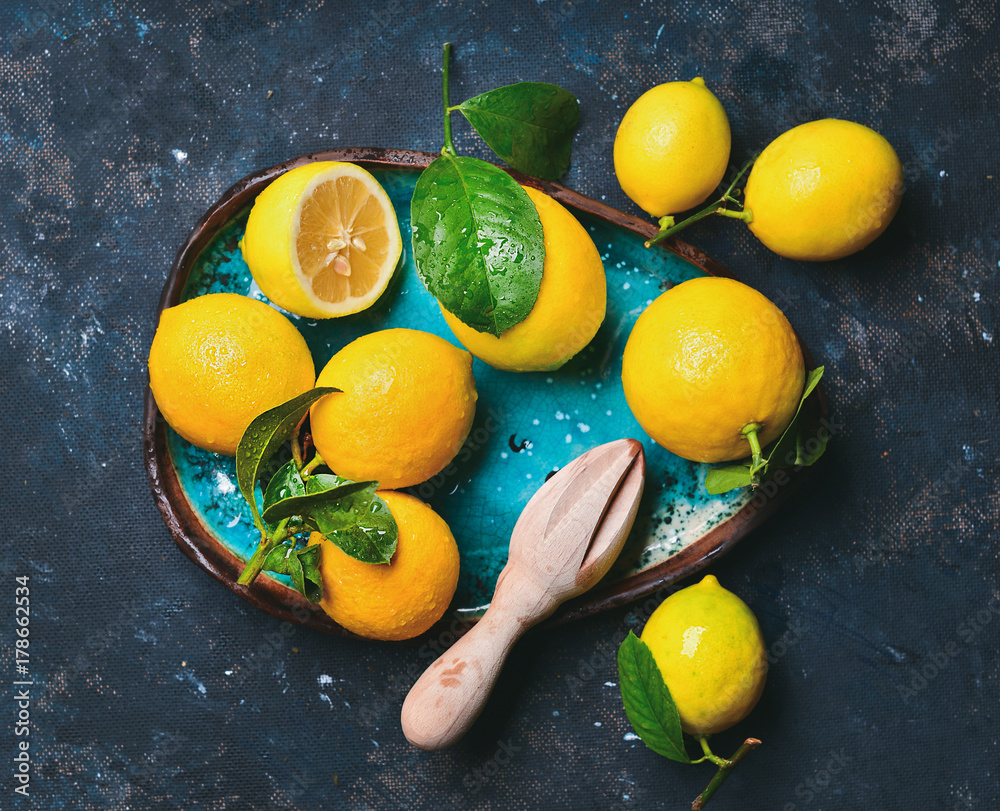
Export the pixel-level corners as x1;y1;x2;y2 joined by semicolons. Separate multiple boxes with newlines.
440;186;606;372
640;575;767;735
622;276;805;464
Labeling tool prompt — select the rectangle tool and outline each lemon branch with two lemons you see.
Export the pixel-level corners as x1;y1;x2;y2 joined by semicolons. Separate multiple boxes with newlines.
644;155;756;249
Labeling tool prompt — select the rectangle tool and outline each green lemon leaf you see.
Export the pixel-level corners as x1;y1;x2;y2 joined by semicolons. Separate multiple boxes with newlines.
261;543;323;603
617;631;691;764
704;465;755;495
261;473;375;525
457;82;579;180
314;491;398;565
410;153;544;336
262;460;306;515
235;387;338;534
765;366;825;471
795;416;830;467
295;544;323;604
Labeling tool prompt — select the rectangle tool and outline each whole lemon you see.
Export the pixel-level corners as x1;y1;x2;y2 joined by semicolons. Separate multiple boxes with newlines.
310;328;477;489
642;575;767;735
744;118;903;261
148;292;315;455
614;78;732;217
440;186;606;372
621;277;804;463
310;490;460;641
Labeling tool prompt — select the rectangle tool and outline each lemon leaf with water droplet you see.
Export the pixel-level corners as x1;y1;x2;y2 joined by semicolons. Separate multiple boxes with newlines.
262;542;323;603
410;153;544;336
458;82;579;180
311;488;398;565
261;473;375;525
236;387;338;535
261;460;305;517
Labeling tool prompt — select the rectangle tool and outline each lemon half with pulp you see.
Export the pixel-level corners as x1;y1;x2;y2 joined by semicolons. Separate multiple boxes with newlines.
241;161;403;319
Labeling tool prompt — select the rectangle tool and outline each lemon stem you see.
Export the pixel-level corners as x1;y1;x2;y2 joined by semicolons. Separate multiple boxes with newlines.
300;451;326;479
691;737;762;810
442;42;456;156
742;422;767;478
237;518;291;587
644;155;757;249
695;734;728;768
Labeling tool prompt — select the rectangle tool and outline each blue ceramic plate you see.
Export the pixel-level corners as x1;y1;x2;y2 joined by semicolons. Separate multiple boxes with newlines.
144;148;817;639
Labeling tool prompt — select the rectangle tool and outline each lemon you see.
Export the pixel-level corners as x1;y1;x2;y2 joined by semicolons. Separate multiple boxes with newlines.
310;328;477;489
310;490;459;641
621;277;804;463
614;78;731;217
642;575;767;735
744;119;903;261
240;161;403;318
440;186;606;372
148;292;316;455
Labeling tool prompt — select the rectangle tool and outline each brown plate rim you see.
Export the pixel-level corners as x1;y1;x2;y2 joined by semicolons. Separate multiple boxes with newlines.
143;147;826;642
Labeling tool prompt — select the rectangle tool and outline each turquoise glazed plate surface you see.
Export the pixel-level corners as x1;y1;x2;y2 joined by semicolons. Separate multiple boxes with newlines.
144;148;819;640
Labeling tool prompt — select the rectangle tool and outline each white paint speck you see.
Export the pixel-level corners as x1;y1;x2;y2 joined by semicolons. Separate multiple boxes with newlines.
604;681;616;687
939;169;946;177
318;674;334;687
552;710;560;717
654;23;665;49
565;434;573;443
214;470;236;495
594;721;602;727
171;148;188;163
577;423;591;433
606;410;613;416
624;732;640;741
984;332;994;342
532;418;540;426
500;452;508;460
623;282;631;290
175;669;207;696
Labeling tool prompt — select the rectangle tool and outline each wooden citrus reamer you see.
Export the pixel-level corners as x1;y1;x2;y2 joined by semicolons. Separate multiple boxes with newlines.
401;438;646;750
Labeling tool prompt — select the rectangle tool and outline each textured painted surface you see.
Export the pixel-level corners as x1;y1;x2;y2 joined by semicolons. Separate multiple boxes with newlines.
0;1;997;809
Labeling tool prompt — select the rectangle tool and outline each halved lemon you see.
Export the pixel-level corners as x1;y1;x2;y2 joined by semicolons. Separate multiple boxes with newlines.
240;161;402;319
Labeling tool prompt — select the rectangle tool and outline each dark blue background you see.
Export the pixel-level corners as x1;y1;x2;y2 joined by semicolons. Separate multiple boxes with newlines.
1;1;997;809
